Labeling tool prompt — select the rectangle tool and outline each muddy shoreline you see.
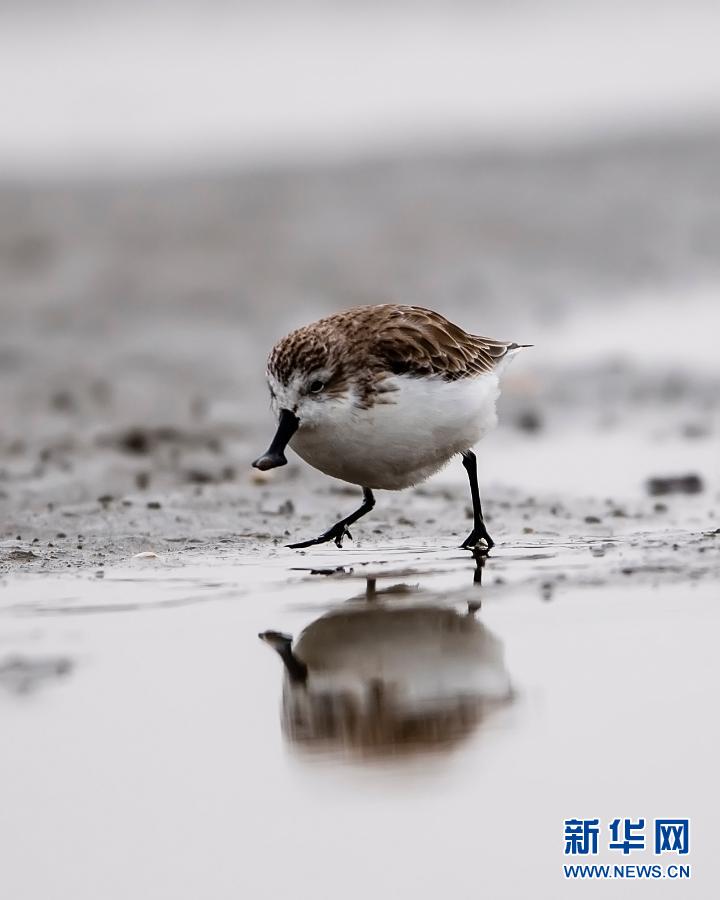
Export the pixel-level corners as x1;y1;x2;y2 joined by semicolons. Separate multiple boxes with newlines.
2;128;719;580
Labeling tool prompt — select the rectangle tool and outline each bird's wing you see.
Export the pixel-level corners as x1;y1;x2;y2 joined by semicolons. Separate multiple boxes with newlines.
371;305;520;380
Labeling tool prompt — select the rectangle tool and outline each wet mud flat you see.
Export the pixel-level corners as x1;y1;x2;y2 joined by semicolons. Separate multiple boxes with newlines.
2;126;719;553
1;127;719;575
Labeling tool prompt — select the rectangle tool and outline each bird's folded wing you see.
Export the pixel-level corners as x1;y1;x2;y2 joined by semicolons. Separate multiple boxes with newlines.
372;305;516;380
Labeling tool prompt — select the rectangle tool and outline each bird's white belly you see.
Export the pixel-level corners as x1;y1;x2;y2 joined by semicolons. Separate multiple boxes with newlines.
290;373;500;490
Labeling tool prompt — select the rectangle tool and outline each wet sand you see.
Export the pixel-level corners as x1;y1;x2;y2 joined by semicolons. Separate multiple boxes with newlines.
1;129;719;898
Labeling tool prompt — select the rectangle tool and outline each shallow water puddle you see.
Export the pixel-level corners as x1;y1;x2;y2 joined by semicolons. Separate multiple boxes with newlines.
1;540;718;899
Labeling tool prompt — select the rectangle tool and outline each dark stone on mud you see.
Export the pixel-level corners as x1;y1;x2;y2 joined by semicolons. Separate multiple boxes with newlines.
515;409;543;433
647;474;704;496
123;428;152;454
7;549;39;561
585;515;602;524
106;425;222;458
112;426;180;455
147;501;162;509
186;469;214;484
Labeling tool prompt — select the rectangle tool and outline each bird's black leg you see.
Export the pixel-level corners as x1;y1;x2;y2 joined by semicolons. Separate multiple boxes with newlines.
287;488;376;549
460;450;494;551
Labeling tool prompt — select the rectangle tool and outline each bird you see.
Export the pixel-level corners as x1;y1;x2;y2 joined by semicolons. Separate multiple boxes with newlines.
251;304;530;550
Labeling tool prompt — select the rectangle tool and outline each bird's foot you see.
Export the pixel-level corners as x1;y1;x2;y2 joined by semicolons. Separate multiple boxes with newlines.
287;522;353;550
460;528;494;552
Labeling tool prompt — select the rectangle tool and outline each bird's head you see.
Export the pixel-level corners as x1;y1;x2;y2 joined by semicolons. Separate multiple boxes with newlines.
252;327;352;471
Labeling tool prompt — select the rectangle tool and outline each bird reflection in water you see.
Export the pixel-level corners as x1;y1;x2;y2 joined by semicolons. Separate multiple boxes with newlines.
259;554;511;757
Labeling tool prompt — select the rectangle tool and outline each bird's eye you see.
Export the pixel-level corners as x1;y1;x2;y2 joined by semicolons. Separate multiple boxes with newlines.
309;380;325;394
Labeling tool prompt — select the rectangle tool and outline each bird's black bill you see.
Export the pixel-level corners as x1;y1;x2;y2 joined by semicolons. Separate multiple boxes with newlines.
251;408;299;471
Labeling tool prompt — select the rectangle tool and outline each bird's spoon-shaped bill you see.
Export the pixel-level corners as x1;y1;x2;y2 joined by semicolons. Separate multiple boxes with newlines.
252;408;299;471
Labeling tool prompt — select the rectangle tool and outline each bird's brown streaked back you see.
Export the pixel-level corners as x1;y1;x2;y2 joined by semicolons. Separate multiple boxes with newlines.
268;304;523;387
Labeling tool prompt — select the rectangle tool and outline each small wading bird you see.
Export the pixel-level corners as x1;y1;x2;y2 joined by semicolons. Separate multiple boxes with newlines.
252;305;530;550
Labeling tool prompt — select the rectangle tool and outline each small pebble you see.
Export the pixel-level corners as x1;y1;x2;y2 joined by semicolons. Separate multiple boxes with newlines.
516;410;543;433
647;473;703;496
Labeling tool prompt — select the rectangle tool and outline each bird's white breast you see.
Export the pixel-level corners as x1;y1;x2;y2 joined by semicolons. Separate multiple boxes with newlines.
290;372;500;490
